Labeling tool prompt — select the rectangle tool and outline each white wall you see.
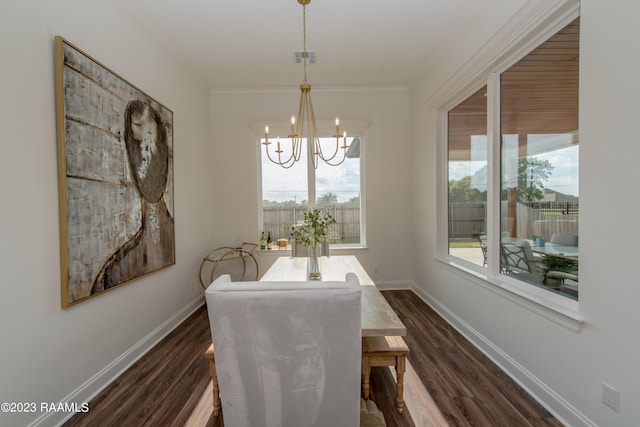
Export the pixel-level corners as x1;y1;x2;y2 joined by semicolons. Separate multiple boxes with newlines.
209;88;413;285
0;1;213;426
410;1;640;426
6;0;637;426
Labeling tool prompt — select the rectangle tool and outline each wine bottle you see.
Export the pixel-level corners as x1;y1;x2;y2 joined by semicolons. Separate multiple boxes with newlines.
266;231;273;250
260;231;266;250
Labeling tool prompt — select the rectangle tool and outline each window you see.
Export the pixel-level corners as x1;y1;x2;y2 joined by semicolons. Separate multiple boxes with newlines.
446;18;579;301
260;136;363;247
448;86;488;266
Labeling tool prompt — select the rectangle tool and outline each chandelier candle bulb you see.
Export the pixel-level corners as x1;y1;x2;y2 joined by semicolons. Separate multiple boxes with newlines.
264;126;269;145
276;136;281;153
335;117;340;135
290;116;296;136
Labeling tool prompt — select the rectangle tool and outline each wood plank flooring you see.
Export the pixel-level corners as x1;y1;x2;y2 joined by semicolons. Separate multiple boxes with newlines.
64;290;562;427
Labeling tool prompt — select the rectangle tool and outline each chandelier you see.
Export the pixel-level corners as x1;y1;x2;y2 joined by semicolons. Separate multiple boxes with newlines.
263;0;349;169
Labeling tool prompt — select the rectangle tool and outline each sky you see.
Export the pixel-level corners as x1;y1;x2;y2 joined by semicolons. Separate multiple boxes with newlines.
262;134;580;202
449;134;579;197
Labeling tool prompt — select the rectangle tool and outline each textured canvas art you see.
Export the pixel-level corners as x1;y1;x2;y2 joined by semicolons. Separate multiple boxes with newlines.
55;36;175;307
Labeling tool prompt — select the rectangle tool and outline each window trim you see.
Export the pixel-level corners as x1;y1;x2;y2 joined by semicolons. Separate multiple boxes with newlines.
252;119;370;250
432;0;583;330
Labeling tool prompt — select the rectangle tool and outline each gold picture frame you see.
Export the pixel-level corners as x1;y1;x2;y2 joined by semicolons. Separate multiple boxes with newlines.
55;36;175;307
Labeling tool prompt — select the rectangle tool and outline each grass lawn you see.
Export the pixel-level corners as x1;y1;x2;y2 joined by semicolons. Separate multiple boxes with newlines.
448;238;479;249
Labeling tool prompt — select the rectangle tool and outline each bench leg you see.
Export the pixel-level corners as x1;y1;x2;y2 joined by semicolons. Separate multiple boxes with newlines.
395;355;406;413
211;369;221;417
206;345;221;417
361;356;371;399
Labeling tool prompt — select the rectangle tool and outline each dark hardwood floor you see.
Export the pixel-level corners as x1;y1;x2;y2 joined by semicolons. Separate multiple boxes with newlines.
65;290;562;427
382;291;562;427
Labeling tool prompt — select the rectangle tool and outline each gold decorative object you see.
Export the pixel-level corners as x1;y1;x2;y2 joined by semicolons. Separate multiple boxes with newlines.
198;243;259;289
263;0;349;169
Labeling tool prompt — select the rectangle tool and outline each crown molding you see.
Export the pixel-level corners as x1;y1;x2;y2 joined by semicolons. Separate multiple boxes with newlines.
428;0;579;110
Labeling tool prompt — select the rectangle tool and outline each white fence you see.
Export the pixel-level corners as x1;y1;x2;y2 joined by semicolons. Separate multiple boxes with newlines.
449;202;578;240
263;206;360;243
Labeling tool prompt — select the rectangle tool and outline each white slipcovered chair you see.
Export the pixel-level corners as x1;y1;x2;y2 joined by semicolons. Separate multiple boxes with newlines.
205;273;363;427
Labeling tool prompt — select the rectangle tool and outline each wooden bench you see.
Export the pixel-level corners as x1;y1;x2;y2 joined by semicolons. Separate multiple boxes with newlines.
204;343;221;417
361;336;409;413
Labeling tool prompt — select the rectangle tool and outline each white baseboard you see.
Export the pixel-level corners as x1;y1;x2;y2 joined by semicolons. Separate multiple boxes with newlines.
375;280;413;291
409;284;596;427
29;296;205;427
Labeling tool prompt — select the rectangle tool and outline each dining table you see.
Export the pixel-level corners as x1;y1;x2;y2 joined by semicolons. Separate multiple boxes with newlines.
260;255;406;337
525;239;579;257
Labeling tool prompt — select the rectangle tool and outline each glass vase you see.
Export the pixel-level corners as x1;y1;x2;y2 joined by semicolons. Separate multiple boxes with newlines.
307;244;321;280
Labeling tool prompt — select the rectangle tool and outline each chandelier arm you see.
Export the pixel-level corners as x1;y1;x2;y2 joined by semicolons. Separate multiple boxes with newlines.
307;90;321;169
315;138;342;162
318;148;348;166
264;141;297;169
315;137;348;164
292;137;303;162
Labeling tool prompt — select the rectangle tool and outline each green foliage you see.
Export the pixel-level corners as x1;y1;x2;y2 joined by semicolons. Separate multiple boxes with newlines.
449;158;554;204
289;208;336;248
262;199;301;208
263;193;359;208
345;196;360;207
541;254;577;276
317;192;338;206
448;176;487;203
515;158;554;202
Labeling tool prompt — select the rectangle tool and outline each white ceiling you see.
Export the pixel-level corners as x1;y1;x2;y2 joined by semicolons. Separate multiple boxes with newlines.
125;0;522;91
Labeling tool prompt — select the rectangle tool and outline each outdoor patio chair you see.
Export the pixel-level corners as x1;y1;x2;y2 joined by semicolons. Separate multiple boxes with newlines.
501;241;543;282
550;233;579;246
478;233;487;267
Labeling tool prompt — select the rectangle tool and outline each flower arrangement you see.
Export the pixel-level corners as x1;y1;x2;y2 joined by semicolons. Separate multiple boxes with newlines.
289;208;336;250
289;208;336;279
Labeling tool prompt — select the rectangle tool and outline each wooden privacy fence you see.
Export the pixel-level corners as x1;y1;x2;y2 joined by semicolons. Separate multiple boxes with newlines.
449;202;579;240
263;206;361;243
449;203;486;238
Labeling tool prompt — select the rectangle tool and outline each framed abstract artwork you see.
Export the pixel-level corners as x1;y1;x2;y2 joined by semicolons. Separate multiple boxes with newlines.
54;36;175;307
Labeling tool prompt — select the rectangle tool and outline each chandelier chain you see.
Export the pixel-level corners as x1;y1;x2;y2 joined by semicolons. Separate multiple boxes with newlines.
302;3;308;82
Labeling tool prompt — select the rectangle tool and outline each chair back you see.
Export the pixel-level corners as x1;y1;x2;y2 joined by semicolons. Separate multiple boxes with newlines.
205;274;362;427
478;233;488;266
501;242;533;273
550;233;578;246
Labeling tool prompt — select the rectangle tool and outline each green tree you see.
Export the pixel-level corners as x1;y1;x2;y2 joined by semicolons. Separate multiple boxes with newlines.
345;196;360;207
317;192;338;207
448;176;486;203
503;158;554;202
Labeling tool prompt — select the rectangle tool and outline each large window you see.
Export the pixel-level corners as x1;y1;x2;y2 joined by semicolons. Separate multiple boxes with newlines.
260;136;363;247
447;18;579;301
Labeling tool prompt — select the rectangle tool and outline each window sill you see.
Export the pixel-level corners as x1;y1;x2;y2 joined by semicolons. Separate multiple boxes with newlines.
435;256;584;332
